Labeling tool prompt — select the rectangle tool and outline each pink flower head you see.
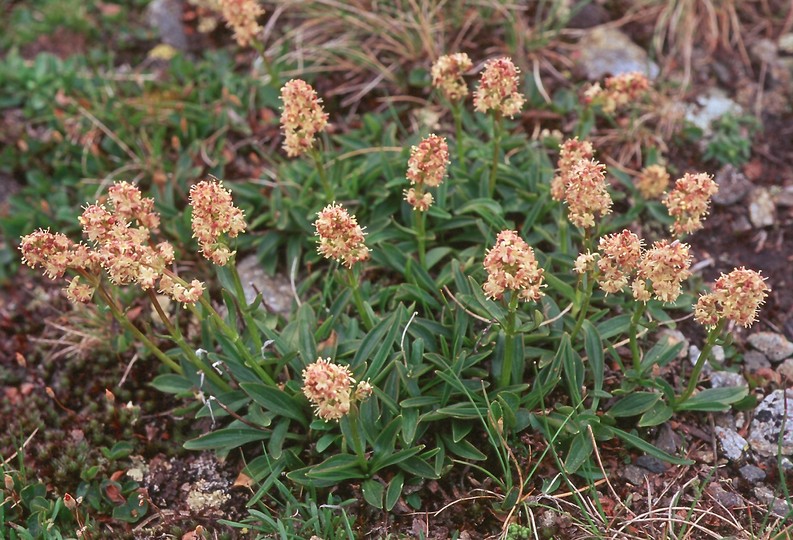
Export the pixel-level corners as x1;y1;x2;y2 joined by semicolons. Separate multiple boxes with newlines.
473;57;525;117
551;138;595;202
19;229;77;279
695;267;769;328
431;53;473;102
563;158;613;229
302;358;372;421
313;203;370;268
159;275;205;305
404;188;433;211
280;79;329;158
219;0;264;47
189;180;247;266
407;134;449;188
592;72;650;114
483;230;545;302
663;172;718;236
635;164;670;200
107;182;160;230
633;240;692;303
64;276;95;304
596;230;643;294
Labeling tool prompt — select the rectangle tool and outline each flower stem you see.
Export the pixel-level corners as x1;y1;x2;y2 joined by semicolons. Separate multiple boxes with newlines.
629;303;647;373
348;268;374;330
488;111;503;198
678;319;726;404
452;101;465;165
499;294;519;388
228;259;264;354
345;407;368;472
311;148;334;201
414;209;427;267
571;270;595;342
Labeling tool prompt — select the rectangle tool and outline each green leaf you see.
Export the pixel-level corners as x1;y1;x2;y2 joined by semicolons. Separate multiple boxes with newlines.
184;427;268;450
543;273;576;303
288;454;367;487
582;321;604;409
296;303;317;363
385;473;404;511
638;402;674;427
607;426;692;465
597;314;631;340
150;374;194;394
608;392;662;418
362;479;384;509
398;456;439;479
641;337;685;372
675;386;748;412
564;431;593;474
240;382;308;426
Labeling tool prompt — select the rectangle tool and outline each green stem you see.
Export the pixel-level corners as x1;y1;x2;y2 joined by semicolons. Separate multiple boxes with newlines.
250;40;278;84
146;290;231;392
346;407;368;472
570;269;595;342
678;319;726;404
311;148;334;201
452;101;465;165
93;283;183;375
414;208;427;268
488;112;503;198
629;302;647;374
348;268;374;330
499;294;519;388
228;259;264;354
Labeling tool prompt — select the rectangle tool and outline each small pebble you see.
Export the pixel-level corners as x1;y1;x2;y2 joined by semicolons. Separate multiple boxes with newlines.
743;351;771;373
739;464;766;483
622;464;649;486
747;390;793;457
776;358;793;381
715;426;749;462
748;332;793;362
636;455;667;474
710;371;748;389
712;165;751;206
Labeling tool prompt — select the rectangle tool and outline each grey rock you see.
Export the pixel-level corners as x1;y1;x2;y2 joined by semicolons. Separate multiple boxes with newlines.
748;332;793;362
146;0;188;51
748;188;776;228
776;185;793;207
777;358;793;381
781;457;793;470
622;464;649;486
732;215;753;234
236;255;294;316
747;390;793;457
710;370;748;389
751;39;778;64
743;351;771;373
654;424;681;455
636;455;667;474
708;484;743;508
567;3;610;29
577;27;660;80
712;165;751;206
754;486;790;517
684;88;743;136
779;33;793;54
713;345;726;364
715;426;749;461
739;464;766;483
657;329;689;359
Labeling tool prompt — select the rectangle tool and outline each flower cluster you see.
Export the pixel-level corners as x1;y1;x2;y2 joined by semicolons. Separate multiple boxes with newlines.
431;53;472;102
189;180;247;266
550;138;595;201
218;0;264;47
562;158;613;229
404;134;449;211
663;172;719;236
584;72;650;114
473;57;525;118
302;358;372;421
695;267;770;328
632;240;691;303
635;164;670;200
313;203;370;268
483;230;545;302
596;230;643;294
280;79;329;158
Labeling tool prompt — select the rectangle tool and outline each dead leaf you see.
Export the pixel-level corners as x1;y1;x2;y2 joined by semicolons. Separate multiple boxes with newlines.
233;471;254;489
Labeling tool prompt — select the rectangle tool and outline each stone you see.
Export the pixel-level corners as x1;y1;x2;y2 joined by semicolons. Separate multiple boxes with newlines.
146;0;188;51
684;87;743;136
622;464;649;486
235;255;294;316
636;455;667;474
748;188;776;228
712;165;751;206
747;390;793;457
707;484;743;508
743;351;771;373
657;329;689;359
577;27;660;80
754;486;789;517
748;332;793;362
739;464;766;483
731;215;753;234
777;358;793;381
654;424;681;455
710;370;748;389
715;426;749;462
779;33;793;54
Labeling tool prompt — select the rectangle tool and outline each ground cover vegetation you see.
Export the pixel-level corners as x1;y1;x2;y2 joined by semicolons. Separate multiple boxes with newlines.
2;0;793;538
